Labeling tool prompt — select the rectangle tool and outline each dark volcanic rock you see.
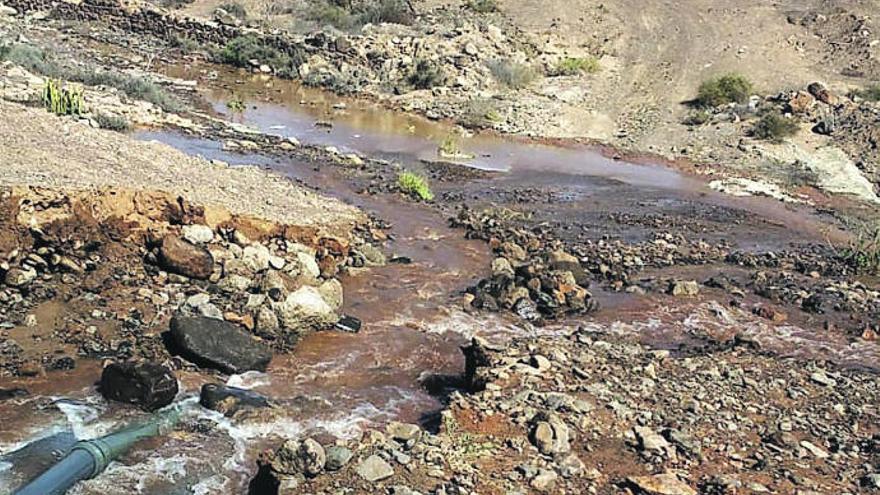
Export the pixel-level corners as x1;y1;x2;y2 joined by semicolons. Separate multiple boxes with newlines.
461;336;502;392
159;235;214;280
200;383;271;416
0;388;29;401
100;361;178;411
168;315;272;374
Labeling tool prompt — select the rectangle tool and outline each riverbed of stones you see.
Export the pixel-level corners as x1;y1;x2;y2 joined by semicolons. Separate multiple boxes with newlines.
244;330;880;494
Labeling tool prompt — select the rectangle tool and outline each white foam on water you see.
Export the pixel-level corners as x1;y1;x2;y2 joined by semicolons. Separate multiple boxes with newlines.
68;454;191;495
226;371;271;389
54;398;116;439
0;461;13;494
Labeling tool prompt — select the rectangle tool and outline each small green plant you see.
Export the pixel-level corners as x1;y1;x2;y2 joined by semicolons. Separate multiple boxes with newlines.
94;113;131;132
217;35;303;78
553;56;600;76
466;0;498;13
487;59;540;89
439;135;459;156
852;84;880;102
839;221;880;274
42;79;85;116
696;73;753;108
398;171;434;201
226;95;246;112
752;110;799;142
407;59;446;89
682;109;711;126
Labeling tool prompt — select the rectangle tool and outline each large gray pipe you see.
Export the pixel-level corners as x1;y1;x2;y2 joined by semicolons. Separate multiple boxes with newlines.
14;404;184;495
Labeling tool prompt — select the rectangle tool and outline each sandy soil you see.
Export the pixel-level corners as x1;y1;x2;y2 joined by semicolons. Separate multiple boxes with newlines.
0;100;365;236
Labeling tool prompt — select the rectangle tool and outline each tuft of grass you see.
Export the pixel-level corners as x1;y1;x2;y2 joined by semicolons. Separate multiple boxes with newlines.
94;113;131;132
407;59;446;89
553;56;600;76
696;73;753;108
439;135;459;156
398;171;434;201
752;110;799;142
840;222;880;274
42;79;85;116
217;2;247;18
226;95;246;112
170;35;200;52
487;59;540;89
466;0;498;13
217;35;303;78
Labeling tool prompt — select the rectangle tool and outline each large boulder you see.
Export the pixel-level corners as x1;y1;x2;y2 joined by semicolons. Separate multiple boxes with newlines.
270;438;326;477
100;361;178;411
159;235;214;280
275;286;338;332
530;412;572;456
168;316;272;374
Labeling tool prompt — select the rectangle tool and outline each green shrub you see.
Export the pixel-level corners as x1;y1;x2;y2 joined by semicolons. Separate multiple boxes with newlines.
682;110;711;126
309;0;413;29
459;98;503;128
407;59;446;89
359;0;414;25
308;3;358;29
398;171;434;201
216;34;303;77
217;35;303;78
218;2;247;18
853;84;880;102
466;0;498;13
95;113;131;131
752;110;799;142
0;42;58;75
487;59;540;89
42;79;85;116
840;222;880;274
69;69;182;113
696;73;753;108
553;57;600;76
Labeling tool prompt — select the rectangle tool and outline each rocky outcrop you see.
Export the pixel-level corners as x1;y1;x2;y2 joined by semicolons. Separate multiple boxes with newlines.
167;315;272;373
99;361;178;411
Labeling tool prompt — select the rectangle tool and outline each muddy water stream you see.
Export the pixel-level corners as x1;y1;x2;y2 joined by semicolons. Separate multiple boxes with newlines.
0;64;875;493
